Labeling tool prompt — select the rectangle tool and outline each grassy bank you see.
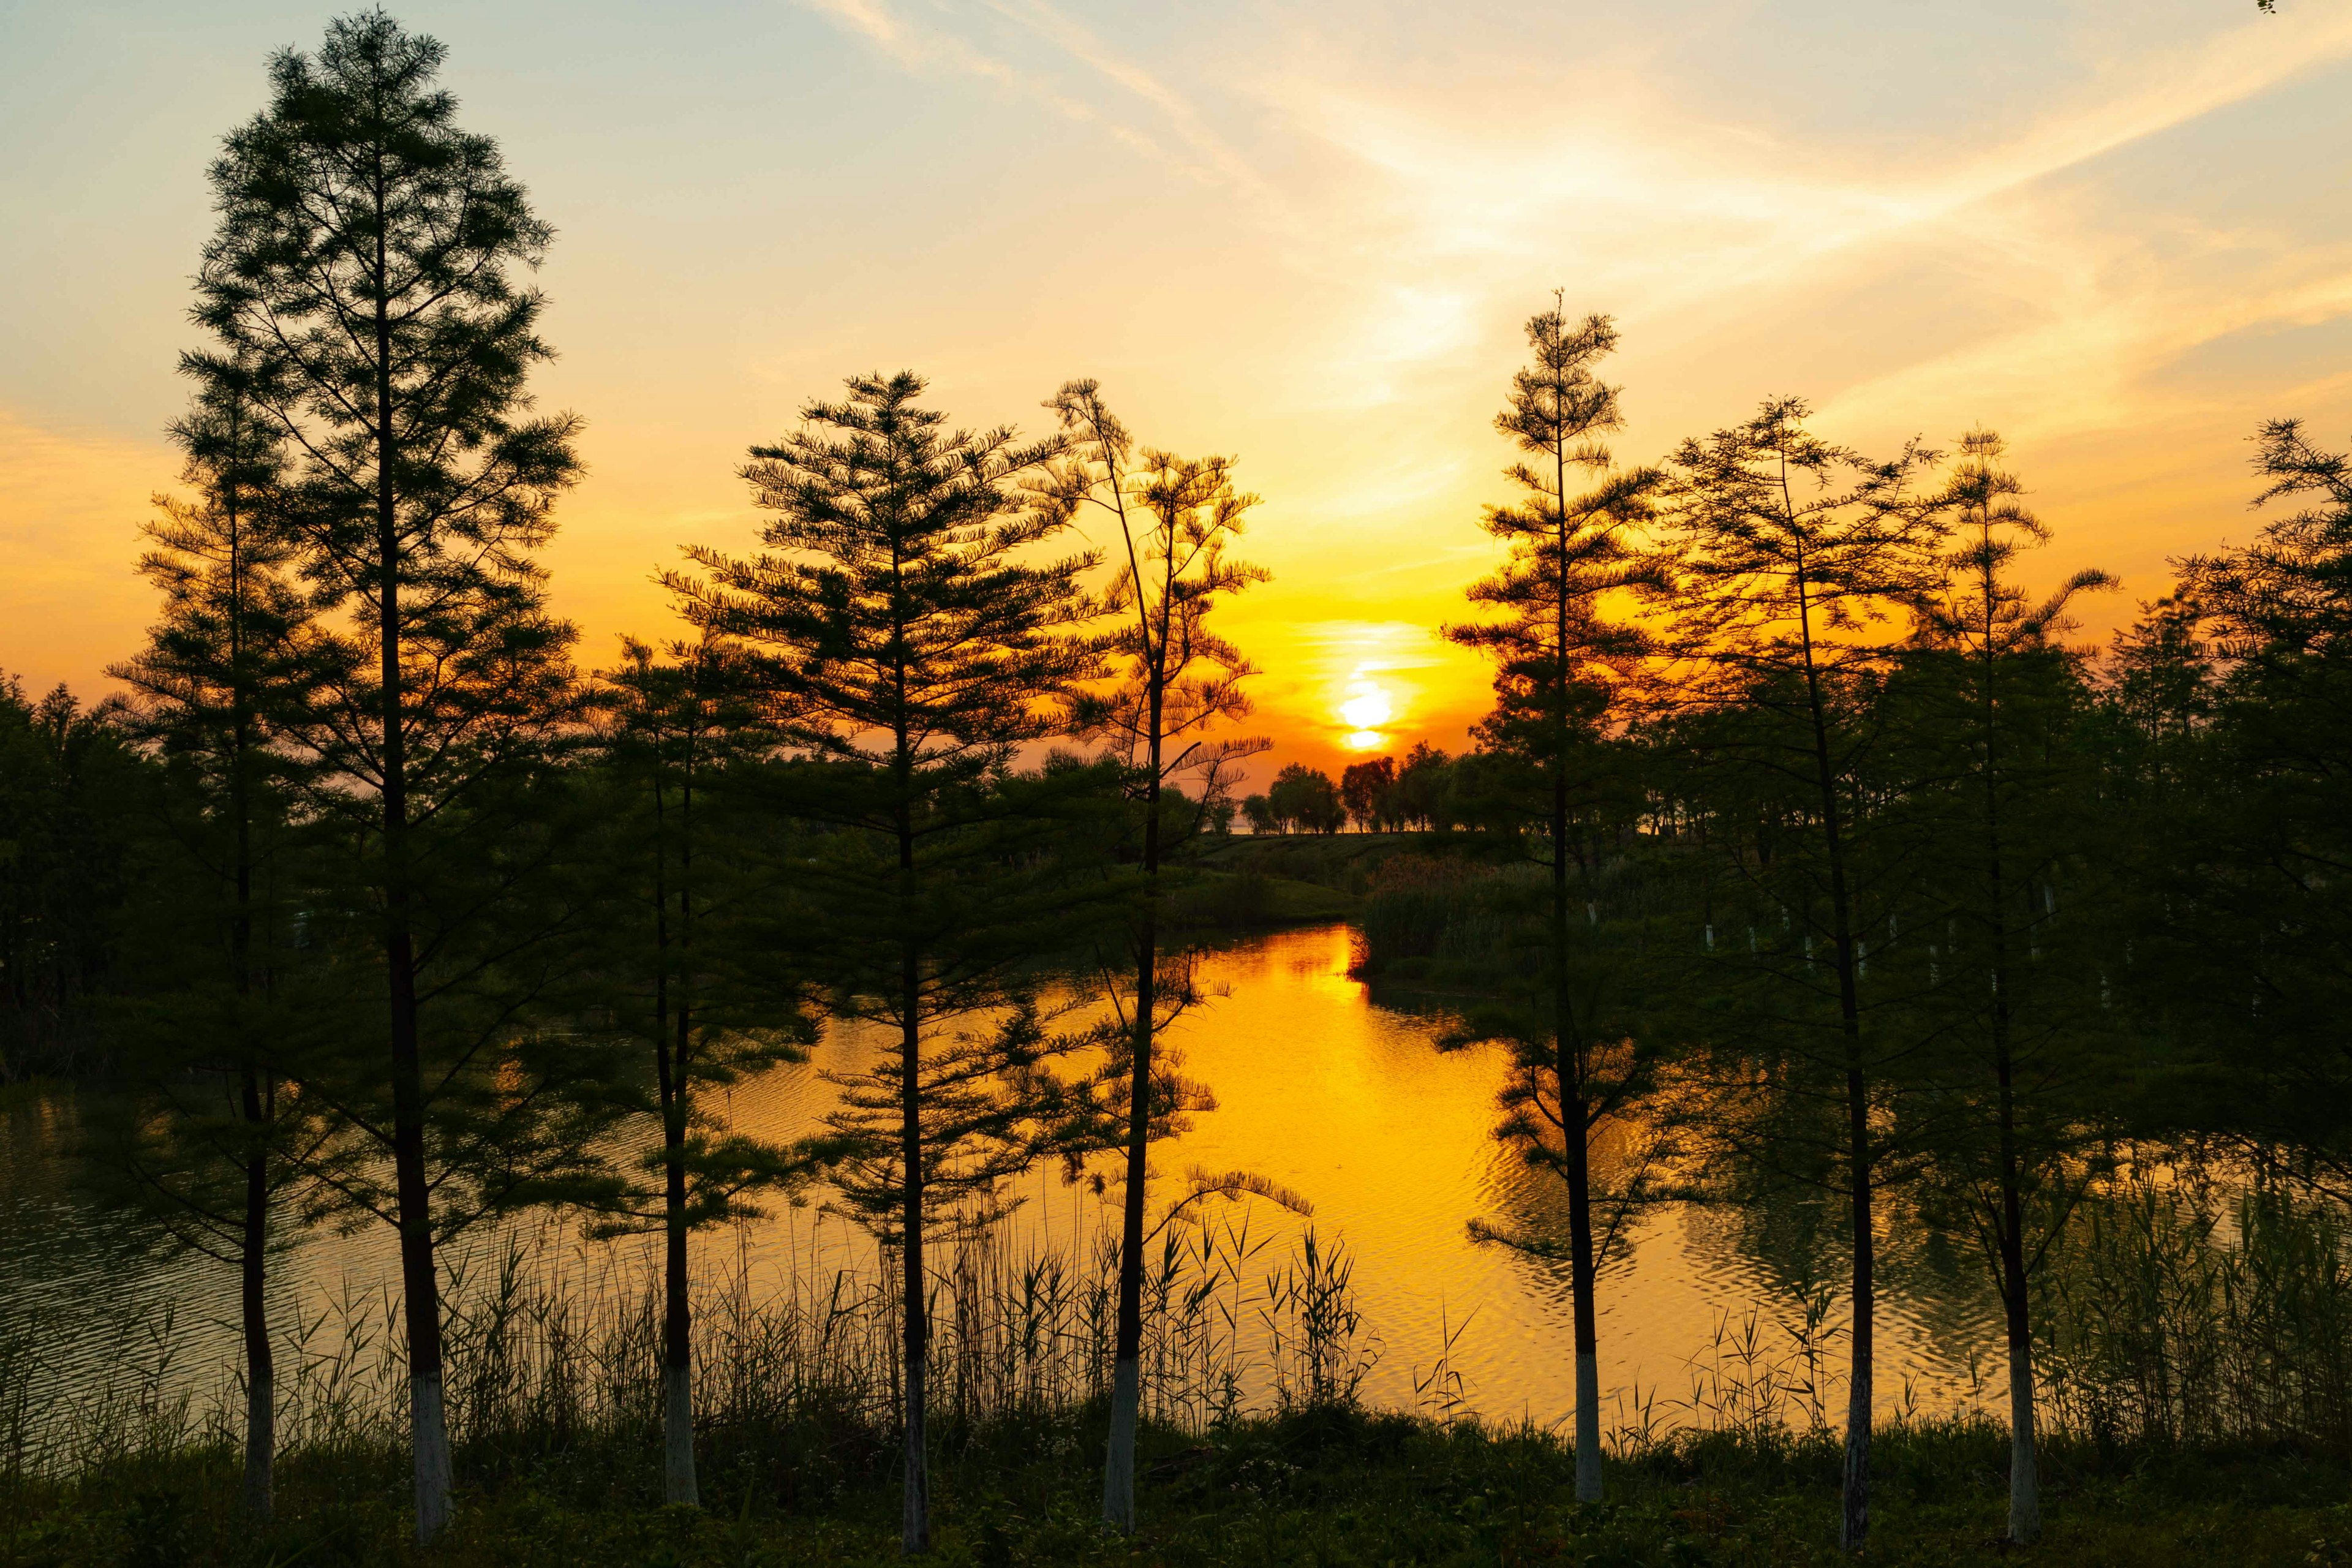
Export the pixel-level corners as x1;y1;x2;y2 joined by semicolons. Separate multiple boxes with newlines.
1172;831;1501;930
9;1406;2350;1566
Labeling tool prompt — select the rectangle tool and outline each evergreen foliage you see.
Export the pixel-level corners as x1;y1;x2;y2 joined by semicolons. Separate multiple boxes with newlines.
187;10;597;1540
668;370;1106;1553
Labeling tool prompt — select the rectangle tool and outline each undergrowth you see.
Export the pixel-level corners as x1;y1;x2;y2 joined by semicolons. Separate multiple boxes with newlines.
7;1406;2350;1566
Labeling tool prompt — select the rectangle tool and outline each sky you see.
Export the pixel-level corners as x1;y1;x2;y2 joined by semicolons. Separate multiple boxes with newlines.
4;0;2351;781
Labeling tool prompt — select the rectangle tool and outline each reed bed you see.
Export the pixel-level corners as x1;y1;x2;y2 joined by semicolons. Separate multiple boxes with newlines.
14;1163;2352;1510
2040;1174;2352;1452
1353;860;1530;977
0;1204;1380;1491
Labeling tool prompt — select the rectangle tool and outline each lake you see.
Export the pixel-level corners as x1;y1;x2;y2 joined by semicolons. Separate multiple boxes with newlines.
0;922;2012;1443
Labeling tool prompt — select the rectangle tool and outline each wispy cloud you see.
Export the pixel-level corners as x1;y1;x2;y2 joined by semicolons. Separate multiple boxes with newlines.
795;0;1147;150
795;0;1280;195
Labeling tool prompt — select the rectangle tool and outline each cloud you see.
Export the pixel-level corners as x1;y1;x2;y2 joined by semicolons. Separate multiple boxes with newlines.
794;0;1278;192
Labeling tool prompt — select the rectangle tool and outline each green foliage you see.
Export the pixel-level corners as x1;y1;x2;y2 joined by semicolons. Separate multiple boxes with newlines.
0;678;151;1079
1261;764;1343;834
7;1406;2350;1565
578;635;822;1238
670;371;1108;1246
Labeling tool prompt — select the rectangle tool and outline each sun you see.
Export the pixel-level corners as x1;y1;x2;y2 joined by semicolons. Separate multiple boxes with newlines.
1338;679;1393;752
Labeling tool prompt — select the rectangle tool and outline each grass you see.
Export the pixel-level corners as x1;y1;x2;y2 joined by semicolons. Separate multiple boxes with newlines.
1169;869;1356;927
8;1406;2352;1566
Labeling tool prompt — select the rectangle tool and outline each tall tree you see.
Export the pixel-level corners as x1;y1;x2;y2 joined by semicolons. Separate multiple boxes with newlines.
1899;429;2114;1544
100;356;322;1518
1040;379;1269;1532
1442;300;1662;1502
1339;756;1398;832
192;12;587;1539
1267;763;1343;834
1661;398;1947;1550
669;371;1095;1553
2159;421;2352;1191
590;635;820;1506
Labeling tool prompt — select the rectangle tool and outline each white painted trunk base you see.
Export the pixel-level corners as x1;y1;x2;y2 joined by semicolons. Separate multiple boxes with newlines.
2008;1339;2040;1544
665;1361;699;1507
412;1371;454;1544
1573;1350;1602;1502
903;1349;930;1554
1102;1357;1140;1532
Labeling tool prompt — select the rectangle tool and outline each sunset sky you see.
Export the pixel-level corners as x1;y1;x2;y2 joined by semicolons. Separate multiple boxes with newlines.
6;0;2351;780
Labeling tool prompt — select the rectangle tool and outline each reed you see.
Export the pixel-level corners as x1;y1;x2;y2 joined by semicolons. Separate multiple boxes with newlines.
2039;1173;2352;1452
1353;860;1528;979
0;1205;1372;1494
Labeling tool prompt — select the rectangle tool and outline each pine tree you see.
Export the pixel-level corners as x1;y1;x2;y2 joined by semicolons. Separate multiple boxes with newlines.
101;356;322;1518
669;371;1097;1553
191;12;588;1539
2158;421;2352;1189
1900;429;2115;1544
1040;379;1270;1532
589;634;821;1506
1442;299;1663;1502
1660;398;1947;1550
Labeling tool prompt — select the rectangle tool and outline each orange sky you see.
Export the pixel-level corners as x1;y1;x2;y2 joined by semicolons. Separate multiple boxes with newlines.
5;1;2351;786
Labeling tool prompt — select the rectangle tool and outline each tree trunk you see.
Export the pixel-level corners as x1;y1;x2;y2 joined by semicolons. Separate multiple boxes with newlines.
1565;1080;1602;1502
1991;862;2036;1543
1104;726;1164;1533
900;994;930;1555
662;1071;696;1506
1102;900;1155;1532
1978;558;2038;1544
390;940;451;1542
654;769;699;1507
1796;567;1871;1553
1842;1067;1873;1551
2000;1166;2038;1544
239;1069;274;1520
1548;405;1607;1505
374;156;451;1542
1554;780;1604;1501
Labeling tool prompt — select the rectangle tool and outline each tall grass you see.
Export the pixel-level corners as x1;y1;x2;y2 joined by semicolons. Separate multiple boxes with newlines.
0;1205;1376;1494
2040;1174;2352;1452
1354;860;1529;979
16;1160;2352;1515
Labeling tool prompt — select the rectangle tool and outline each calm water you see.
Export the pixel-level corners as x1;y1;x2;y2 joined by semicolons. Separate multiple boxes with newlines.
0;923;2010;1433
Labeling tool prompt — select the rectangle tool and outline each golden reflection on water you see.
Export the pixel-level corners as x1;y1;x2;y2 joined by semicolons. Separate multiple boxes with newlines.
714;922;2004;1423
1;923;2007;1428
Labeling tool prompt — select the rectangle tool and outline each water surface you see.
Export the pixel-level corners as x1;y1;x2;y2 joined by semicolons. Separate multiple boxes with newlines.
0;923;2010;1435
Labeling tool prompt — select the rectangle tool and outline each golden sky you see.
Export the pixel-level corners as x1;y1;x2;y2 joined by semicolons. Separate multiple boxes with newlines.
6;1;2351;783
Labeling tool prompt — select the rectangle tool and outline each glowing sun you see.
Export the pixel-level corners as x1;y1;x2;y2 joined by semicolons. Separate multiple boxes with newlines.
1339;680;1393;752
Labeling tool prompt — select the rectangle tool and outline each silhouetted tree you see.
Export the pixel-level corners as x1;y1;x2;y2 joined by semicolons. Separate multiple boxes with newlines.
1340;756;1397;832
1660;397;1947;1550
100;355;325;1518
1267;763;1343;834
0;681;144;1077
192;12;589;1537
1392;742;1453;831
2157;420;2352;1191
1442;299;1663;1501
1898;429;2115;1544
1040;380;1270;1532
587;634;821;1504
669;371;1096;1554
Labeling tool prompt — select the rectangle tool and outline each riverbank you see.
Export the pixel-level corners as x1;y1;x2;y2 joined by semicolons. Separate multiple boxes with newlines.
9;1406;2347;1566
